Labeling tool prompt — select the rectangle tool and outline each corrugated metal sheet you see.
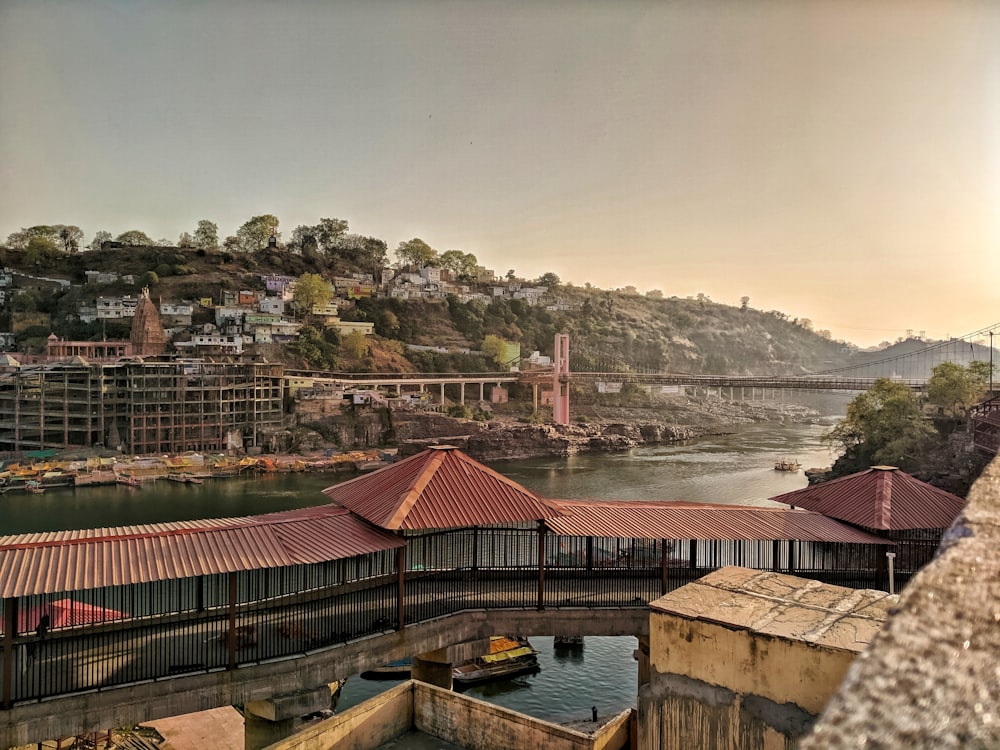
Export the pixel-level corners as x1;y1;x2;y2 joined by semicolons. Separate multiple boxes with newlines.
0;505;403;598
322;446;561;530
544;499;890;544
769;467;966;531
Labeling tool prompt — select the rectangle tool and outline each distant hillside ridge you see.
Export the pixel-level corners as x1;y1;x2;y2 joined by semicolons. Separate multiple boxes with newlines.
0;243;869;375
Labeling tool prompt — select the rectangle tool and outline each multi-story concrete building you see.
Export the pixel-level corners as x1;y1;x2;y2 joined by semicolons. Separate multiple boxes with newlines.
0;360;284;454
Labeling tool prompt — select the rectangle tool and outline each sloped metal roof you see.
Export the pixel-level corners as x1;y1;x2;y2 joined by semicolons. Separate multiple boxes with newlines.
0;505;403;598
544;499;890;544
768;466;965;531
321;446;561;530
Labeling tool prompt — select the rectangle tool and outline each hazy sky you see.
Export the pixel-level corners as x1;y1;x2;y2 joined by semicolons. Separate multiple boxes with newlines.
1;0;998;347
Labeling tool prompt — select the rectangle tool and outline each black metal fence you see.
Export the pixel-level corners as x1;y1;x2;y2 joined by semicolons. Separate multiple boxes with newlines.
1;528;933;706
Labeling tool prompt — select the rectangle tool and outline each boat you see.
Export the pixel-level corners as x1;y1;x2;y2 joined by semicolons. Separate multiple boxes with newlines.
167;474;204;484
452;636;540;686
116;474;142;488
25;480;45;495
774;458;801;472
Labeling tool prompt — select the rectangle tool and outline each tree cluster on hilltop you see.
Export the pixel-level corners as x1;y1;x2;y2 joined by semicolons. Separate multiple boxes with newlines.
825;361;994;494
1;215;859;375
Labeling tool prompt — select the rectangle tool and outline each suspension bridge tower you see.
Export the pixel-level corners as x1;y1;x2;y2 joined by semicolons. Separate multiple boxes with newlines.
553;333;570;425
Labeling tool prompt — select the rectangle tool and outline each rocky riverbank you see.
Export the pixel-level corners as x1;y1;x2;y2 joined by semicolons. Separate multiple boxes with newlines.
386;394;823;462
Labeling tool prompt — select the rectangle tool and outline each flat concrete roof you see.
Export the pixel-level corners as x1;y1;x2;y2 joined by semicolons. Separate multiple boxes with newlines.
650;566;896;653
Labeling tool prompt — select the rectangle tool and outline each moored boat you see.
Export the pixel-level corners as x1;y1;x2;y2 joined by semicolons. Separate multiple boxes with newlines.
452;636;540;686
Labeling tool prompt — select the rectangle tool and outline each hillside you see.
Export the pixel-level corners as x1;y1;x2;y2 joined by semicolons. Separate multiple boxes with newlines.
0;244;858;375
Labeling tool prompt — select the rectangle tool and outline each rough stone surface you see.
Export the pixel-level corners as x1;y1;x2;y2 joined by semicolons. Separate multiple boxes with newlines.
801;454;1000;749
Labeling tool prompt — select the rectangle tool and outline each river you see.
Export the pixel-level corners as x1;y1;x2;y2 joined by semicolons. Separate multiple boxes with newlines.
0;411;844;726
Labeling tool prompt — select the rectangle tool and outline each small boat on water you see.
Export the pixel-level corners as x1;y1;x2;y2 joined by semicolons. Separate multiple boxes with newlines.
452;636;540;686
116;474;142;488
25;480;45;495
167;474;204;484
774;458;801;472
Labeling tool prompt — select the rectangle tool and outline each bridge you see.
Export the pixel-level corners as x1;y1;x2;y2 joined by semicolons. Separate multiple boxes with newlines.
0;447;958;749
286;321;998;424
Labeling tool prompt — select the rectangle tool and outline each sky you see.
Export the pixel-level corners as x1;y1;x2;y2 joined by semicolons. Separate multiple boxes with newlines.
1;0;998;348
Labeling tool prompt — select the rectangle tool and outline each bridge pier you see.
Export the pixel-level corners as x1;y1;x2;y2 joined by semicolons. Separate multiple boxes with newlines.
243;684;336;750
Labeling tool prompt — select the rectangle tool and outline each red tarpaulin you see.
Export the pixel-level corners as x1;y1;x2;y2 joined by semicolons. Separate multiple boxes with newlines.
3;599;128;635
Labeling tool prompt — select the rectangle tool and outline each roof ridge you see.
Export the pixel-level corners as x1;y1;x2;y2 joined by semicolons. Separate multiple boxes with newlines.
387;450;446;529
874;469;892;530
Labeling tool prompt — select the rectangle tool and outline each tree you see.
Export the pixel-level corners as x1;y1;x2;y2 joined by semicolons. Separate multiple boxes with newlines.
537;272;560;288
235;214;280;253
288;225;320;256
342;330;368;359
25;235;60;265
927;361;989;417
645;289;664;299
292;273;332;316
88;231;112;252
826;378;936;473
358;236;388;285
114;230;155;246
440;250;479;280
57;225;83;253
178;232;194;248
481;334;511;368
505;269;516;282
395;238;437;268
316;217;349;255
193;220;219;249
740;296;750;311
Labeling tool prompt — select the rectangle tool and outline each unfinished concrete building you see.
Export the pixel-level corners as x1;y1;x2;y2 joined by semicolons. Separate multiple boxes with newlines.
0;359;284;454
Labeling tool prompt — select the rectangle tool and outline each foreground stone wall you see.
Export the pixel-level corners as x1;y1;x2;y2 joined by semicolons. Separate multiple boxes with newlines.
801;455;1000;749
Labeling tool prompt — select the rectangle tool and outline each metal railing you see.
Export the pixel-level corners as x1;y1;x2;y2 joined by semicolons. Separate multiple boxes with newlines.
0;530;936;707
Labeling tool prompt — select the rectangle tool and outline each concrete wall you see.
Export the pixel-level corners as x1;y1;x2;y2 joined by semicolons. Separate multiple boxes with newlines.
264;682;414;750
638;569;893;750
413;681;624;750
0;607;646;748
262;681;633;750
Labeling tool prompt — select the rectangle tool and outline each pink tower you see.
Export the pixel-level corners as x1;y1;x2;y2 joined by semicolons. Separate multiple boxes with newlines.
553;333;570;425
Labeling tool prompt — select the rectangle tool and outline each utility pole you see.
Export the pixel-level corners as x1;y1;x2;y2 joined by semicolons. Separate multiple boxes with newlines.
990;330;995;396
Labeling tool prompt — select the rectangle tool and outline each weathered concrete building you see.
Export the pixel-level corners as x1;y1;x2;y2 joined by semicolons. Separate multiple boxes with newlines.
0;359;284;454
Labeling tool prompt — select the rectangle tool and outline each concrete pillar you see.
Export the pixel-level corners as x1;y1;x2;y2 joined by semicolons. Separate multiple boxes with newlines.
412;655;454;690
243;685;333;750
636;634;651;688
479;382;485;401
439;383;446;405
459;383;465;405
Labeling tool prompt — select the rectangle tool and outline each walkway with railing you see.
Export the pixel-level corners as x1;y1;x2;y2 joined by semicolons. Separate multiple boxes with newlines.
1;530;926;708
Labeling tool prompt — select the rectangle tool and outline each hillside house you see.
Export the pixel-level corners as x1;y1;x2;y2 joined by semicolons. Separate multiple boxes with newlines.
262;274;296;295
159;302;193;326
259;297;285;315
95;296;138;319
85;270;119;285
215;305;253;327
420;267;442;284
175;333;245;355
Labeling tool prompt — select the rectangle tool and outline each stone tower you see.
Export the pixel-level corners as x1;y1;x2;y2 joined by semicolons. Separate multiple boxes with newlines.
130;287;168;356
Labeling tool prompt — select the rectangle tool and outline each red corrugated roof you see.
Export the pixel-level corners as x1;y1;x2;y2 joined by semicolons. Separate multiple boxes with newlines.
321;446;562;530
769;466;965;531
0;505;403;598
544;499;890;544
